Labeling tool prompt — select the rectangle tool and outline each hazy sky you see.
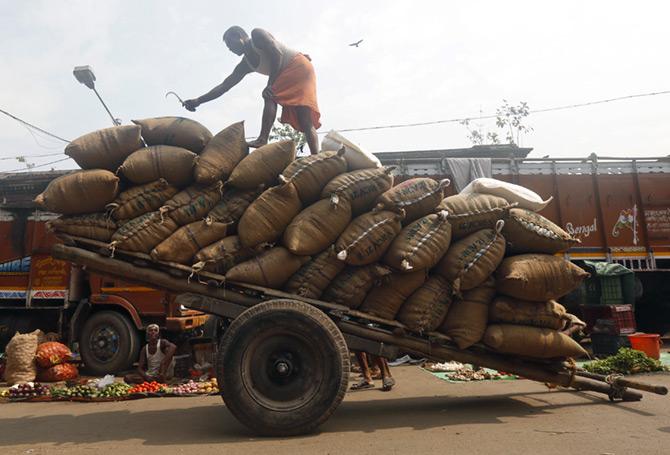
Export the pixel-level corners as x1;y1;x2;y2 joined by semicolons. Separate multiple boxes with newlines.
1;0;669;172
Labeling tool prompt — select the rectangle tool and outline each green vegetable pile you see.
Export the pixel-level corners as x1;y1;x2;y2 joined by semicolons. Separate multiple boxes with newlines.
64;384;99;399
584;348;667;375
98;382;132;398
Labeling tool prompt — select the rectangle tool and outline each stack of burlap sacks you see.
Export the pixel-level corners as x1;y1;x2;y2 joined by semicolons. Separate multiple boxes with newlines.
38;119;589;360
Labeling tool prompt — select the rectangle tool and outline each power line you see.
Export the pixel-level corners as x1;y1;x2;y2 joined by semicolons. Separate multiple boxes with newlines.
0;152;63;161
4;157;72;173
0;108;71;143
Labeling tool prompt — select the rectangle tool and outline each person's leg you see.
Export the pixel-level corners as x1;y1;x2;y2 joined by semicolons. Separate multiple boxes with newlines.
124;373;144;384
351;351;374;390
296;106;319;155
247;96;277;148
374;356;395;391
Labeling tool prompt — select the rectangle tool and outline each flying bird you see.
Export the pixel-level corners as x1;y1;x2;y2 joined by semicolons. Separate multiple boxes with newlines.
349;39;363;47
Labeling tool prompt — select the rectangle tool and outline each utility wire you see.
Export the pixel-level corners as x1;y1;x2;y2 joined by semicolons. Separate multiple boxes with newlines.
0;152;63;161
0;108;71;143
3;157;72;173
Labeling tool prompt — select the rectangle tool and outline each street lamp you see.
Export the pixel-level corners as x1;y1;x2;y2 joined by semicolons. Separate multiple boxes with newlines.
73;65;121;126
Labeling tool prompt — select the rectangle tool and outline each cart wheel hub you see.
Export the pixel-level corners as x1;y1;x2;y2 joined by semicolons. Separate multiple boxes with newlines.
274;360;292;376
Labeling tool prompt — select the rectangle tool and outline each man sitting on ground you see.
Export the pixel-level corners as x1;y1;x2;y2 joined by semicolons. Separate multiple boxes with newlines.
124;324;177;384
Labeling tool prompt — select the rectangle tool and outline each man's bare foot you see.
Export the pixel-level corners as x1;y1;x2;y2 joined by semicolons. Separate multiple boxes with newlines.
246;137;269;148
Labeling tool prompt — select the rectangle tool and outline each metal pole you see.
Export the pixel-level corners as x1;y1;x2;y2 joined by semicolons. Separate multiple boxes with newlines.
92;87;120;126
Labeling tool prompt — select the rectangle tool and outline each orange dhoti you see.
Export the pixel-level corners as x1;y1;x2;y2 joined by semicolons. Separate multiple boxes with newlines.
271;54;321;132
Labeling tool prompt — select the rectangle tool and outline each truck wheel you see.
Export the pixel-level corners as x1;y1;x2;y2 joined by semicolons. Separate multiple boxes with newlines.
80;311;141;375
217;299;350;436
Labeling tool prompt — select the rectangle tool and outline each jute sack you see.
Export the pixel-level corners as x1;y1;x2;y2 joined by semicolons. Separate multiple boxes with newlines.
161;181;223;226
280;148;348;204
225;246;310;287
207;186;263;232
483;324;588;358
284;249;345;298
238;182;302;247
192;235;258;274
3;330;40;385
359;270;426;320
48;213;117;242
150;218;230;264
322;167;395;215
439;277;495;349
228;140;296;189
375;178;450;224
118;145;197;188
34;170;119;215
383;211;452;272
438;193;513;240
435;222;506;293
65;124;143;171
194;121;248;184
502;208;580;254
489;296;567;330
335;210;404;266
106;179;178;221
110;211;178;254
461;178;553;212
132;116;212;153
495;254;589;301
397;275;453;333
321;264;392;309
320;130;382;170
283;197;352;255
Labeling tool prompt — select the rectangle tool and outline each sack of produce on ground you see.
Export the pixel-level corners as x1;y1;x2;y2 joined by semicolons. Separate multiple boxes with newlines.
321;264;392;309
502;208;580;254
375;178;450;224
37;363;79;382
109;211;178;254
48;213;117;242
335;210;404;266
383;210;452;272
284;249;346;299
439;277;495;349
65;124;143;171
161;181;224;226
192;235;260;274
35;341;72;368
106;179;179;221
461;177;552;212
435;221;506;293
132;116;212;153
34;170;120;215
321;167;395;215
151;218;230;264
194;121;248;184
359;270;426;320
280;148;348;204
495;254;590;301
283;197;352;255
207;186;263;232
118;145;197;188
320;130;382;170
225;246;310;287
397;275;454;333
483;324;587;358
438;192;513;239
227;140;296;189
489;296;568;330
3;330;40;385
238;181;302;247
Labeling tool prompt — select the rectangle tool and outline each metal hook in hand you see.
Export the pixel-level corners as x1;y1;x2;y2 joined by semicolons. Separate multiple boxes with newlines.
165;91;185;106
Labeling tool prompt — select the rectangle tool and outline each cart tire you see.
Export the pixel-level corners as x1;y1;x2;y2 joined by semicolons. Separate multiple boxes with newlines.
217;299;349;436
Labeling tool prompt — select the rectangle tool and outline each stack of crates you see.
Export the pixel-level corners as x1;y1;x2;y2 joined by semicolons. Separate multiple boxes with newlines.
578;261;637;357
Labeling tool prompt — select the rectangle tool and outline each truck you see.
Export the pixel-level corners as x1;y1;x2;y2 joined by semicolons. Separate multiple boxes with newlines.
0;170;208;375
376;146;670;333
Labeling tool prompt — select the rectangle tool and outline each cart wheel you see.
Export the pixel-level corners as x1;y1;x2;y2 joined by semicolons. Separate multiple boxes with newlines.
217;299;350;436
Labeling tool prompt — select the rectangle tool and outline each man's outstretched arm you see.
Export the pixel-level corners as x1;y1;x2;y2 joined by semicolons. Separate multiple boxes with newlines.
184;60;252;111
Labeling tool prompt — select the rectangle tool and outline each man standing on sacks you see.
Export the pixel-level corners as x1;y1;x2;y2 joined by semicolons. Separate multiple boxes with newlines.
184;26;321;155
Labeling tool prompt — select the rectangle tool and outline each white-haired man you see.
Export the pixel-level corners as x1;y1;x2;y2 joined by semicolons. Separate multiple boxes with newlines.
124;324;177;384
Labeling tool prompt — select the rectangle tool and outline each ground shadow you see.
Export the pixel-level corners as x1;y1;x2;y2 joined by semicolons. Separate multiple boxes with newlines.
0;389;656;447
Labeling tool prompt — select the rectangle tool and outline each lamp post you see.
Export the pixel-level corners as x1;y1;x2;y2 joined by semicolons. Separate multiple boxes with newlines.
73;65;121;126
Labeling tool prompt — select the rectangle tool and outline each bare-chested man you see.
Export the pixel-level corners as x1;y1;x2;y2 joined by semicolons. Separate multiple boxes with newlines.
184;26;321;154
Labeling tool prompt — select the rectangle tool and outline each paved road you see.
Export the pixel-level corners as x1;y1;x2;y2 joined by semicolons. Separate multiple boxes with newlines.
2;367;669;455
